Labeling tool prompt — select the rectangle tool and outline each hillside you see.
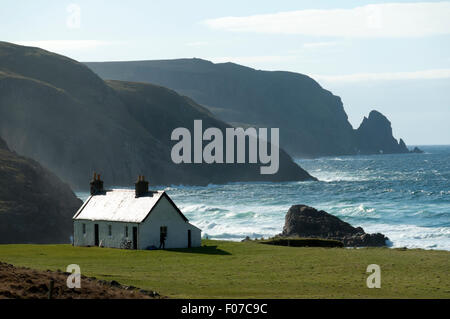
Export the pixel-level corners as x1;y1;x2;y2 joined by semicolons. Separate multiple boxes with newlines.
0;137;82;243
85;58;410;157
0;42;315;190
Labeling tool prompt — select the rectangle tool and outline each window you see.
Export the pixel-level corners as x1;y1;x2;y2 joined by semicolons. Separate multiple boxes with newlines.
82;223;86;235
125;226;128;237
160;226;167;236
108;225;112;236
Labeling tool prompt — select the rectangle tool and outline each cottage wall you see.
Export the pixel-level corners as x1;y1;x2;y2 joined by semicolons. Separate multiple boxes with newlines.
139;196;201;249
73;220;138;249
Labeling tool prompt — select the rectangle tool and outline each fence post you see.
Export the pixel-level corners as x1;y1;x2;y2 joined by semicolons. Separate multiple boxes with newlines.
48;279;54;299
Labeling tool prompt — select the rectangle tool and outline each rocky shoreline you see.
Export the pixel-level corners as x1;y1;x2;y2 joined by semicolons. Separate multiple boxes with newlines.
280;205;389;247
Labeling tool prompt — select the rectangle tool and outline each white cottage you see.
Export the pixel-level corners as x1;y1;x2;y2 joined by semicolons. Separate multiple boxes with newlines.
73;174;201;250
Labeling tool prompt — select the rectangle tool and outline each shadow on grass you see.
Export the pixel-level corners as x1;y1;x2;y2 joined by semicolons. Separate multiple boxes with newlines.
167;245;231;255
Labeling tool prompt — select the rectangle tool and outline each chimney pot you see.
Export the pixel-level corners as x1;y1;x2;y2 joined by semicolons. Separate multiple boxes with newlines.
135;175;149;198
90;173;104;195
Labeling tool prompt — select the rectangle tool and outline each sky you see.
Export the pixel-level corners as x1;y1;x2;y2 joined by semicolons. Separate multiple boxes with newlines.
1;0;449;144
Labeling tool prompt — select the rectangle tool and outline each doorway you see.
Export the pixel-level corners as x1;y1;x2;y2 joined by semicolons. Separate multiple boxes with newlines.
132;227;138;250
188;229;192;248
94;224;99;246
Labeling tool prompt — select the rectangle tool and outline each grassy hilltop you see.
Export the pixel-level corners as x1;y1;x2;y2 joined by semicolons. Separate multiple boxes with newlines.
0;240;448;298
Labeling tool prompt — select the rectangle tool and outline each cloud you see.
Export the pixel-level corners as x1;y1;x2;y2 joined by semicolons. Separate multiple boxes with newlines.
302;41;337;49
14;40;115;52
186;41;209;47
312;69;450;82
204;2;450;38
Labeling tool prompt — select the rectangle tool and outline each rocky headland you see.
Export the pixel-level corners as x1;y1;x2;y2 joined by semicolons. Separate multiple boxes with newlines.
86;58;418;158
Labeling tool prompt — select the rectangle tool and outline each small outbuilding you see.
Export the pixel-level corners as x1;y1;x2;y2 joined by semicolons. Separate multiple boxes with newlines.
73;174;201;250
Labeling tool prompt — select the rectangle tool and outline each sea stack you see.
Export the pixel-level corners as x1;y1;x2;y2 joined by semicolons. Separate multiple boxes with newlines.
355;110;410;155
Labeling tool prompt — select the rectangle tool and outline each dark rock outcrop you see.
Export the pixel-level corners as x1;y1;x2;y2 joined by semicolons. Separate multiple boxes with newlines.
411;147;424;154
86;58;412;158
281;205;388;247
0;137;82;243
355;110;409;154
0;41;315;190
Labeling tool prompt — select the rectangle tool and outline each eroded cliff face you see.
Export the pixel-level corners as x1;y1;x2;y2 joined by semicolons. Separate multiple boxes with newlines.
86;59;412;158
0;42;315;190
355;110;409;154
0;137;82;244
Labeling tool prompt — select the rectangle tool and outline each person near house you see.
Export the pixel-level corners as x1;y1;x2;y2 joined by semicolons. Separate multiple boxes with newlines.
159;232;166;249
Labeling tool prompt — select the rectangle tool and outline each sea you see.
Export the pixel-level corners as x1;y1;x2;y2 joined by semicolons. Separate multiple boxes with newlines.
76;145;450;251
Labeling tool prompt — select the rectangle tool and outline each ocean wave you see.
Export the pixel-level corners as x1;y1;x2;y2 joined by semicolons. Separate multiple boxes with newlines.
180;204;230;214
312;174;371;182
361;223;450;250
334;204;378;217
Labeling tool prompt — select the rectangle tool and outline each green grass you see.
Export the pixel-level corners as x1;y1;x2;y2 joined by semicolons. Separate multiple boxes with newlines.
0;240;448;298
260;237;344;247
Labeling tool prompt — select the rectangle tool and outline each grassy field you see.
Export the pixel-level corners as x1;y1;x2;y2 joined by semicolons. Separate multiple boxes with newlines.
0;240;448;298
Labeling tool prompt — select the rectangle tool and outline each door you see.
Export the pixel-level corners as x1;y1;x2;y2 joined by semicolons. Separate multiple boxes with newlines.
188;230;192;248
132;227;138;250
94;224;99;246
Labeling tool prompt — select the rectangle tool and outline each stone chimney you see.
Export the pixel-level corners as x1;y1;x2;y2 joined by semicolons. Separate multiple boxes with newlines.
90;172;104;195
135;175;149;198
